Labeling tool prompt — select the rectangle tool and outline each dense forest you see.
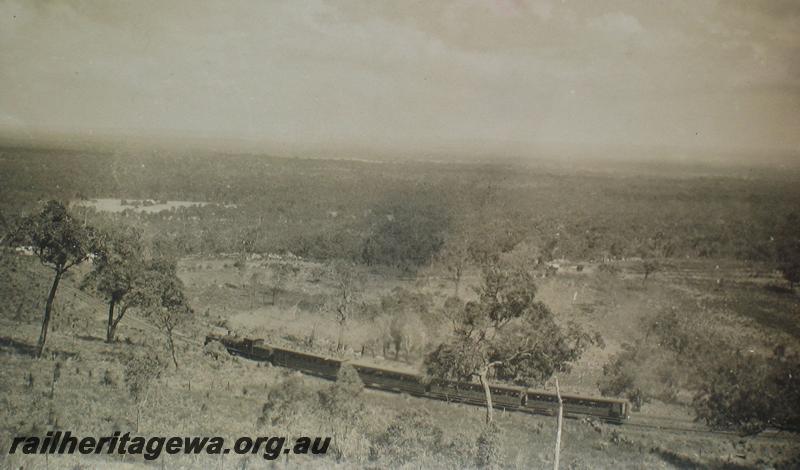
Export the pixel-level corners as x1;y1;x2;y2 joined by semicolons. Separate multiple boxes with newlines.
2;146;798;268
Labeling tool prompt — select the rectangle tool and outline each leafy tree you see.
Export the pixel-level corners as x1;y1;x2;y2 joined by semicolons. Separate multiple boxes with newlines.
81;225;146;342
319;364;365;421
780;259;800;290
775;212;800;290
370;409;444;466
0;209;11;245
475;422;505;470
379;287;433;360
424;263;599;423
598;340;682;409
9;201;99;357
692;350;800;435
467;217;526;266
259;375;318;429
318;364;367;460
150;234;180;260
138;258;191;368
237;226;258;257
360;190;449;270
124;352;164;432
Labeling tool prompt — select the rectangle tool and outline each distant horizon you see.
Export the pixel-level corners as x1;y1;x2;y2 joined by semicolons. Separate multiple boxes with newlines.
2;126;799;173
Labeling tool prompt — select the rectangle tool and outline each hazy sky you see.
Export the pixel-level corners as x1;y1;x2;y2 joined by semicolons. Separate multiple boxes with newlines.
1;0;798;159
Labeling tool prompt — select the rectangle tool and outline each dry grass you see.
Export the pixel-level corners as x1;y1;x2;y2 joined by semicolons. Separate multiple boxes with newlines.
1;252;799;468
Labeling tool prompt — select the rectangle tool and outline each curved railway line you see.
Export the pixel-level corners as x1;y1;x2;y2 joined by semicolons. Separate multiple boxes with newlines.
207;334;630;423
203;334;798;442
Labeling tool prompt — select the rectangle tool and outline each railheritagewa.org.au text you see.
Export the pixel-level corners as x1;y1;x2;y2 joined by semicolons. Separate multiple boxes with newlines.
9;431;330;461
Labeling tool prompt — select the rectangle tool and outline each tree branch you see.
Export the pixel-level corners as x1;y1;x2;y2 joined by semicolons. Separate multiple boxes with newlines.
486;360;504;370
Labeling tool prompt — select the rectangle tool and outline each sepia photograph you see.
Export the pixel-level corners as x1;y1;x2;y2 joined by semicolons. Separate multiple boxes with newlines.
1;1;799;468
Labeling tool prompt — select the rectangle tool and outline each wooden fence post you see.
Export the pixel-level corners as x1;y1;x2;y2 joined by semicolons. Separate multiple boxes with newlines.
554;377;563;470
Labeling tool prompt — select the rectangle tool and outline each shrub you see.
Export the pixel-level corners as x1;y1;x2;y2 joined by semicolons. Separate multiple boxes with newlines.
318;365;368;461
598;341;682;408
475;422;505;470
693;350;800;435
370;409;444;466
258;375;318;429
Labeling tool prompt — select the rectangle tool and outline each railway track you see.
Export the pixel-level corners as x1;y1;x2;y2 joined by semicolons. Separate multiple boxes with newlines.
210;334;627;423
623;416;798;443
207;335;800;441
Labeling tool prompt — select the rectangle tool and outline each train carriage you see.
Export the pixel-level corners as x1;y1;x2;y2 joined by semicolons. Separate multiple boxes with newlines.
489;383;528;410
269;346;342;379
207;334;630;424
353;364;427;395
428;381;499;407
523;390;629;423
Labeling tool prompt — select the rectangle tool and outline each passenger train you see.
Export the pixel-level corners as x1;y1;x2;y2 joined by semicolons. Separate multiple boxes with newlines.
206;334;629;423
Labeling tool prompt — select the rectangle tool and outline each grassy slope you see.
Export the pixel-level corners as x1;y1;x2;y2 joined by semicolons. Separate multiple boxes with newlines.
1;252;799;469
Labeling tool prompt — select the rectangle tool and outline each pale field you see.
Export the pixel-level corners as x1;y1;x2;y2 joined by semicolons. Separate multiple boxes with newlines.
73;198;231;214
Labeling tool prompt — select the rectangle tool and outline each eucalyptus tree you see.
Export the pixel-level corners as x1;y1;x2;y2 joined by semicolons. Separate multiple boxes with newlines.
10;201;100;357
82;225;146;342
140;258;191;369
424;262;599;423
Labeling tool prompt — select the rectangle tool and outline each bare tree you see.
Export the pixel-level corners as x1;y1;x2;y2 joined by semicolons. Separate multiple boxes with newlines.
329;261;364;352
270;261;299;305
639;231;674;284
437;230;472;297
380;287;433;360
642;260;660;284
249;270;265;308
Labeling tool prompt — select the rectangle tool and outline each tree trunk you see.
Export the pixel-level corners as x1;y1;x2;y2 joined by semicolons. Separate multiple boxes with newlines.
554;377;563;470
37;269;63;358
106;299;116;343
337;322;345;352
108;306;128;344
167;333;178;369
479;368;494;424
